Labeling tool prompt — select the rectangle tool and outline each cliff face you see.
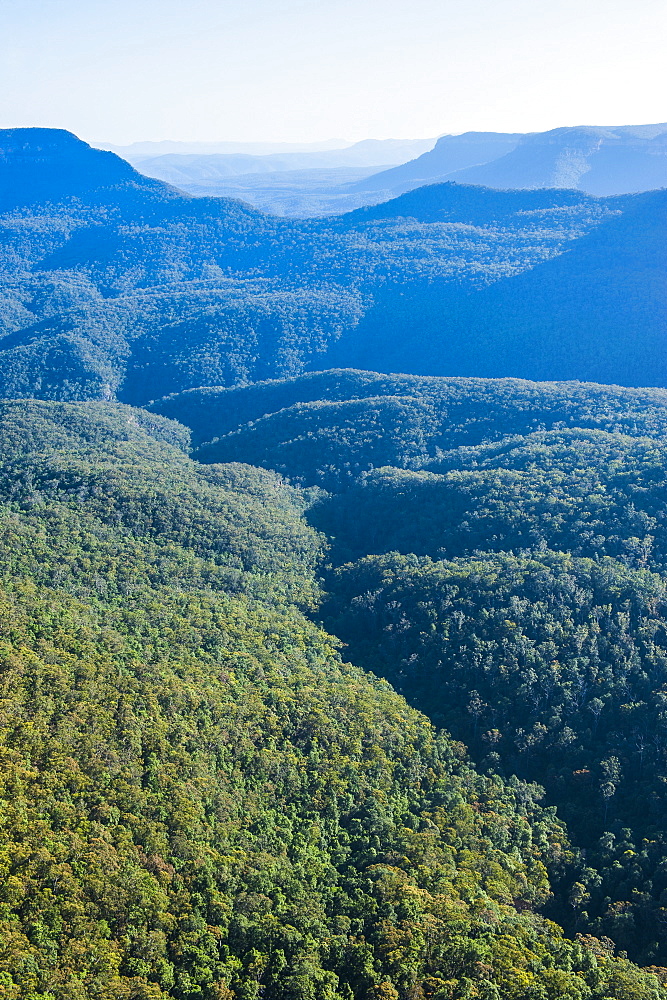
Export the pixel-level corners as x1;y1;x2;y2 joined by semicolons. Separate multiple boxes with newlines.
451;124;667;194
0;127;144;208
355;123;667;198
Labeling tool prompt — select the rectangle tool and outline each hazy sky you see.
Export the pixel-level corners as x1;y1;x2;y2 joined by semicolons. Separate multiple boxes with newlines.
1;0;665;143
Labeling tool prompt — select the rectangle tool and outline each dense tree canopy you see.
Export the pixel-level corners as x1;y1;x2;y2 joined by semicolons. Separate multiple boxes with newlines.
3;129;667;997
3;400;658;998
163;371;667;969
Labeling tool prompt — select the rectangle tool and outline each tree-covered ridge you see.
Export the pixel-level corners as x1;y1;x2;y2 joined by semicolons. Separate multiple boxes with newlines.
309;428;667;570
3;128;664;401
4;399;659;999
0;400;324;606
194;396;443;491
320;551;667;960
169;370;667;487
162;370;667;967
337;184;627;227
324;188;667;388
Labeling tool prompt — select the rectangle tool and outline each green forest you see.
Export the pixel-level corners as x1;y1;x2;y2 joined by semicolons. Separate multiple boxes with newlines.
170;370;667;974
2;375;667;998
3;129;667;1000
4;398;664;999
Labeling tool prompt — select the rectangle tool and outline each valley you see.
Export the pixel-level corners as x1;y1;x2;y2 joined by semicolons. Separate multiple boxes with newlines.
1;125;667;999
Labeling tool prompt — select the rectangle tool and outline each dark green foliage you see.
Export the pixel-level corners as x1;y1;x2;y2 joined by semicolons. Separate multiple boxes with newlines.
3;399;658;998
320;550;667;961
194;395;443;491
310;429;667;569
176;370;667;488
151;370;431;446
178;370;667;966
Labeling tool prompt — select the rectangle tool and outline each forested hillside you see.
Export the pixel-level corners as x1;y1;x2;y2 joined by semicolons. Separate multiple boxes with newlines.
4;127;667;998
154;369;667;483
1;128;666;400
4;398;662;998
324;189;667;387
158;369;667;967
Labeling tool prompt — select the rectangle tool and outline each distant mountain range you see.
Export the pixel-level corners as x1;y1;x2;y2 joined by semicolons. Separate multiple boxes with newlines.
114;123;667;215
354;123;667;200
104;137;438;216
100;138;353;156
350;131;524;194
117;137;439;176
0;127;665;399
439;124;667;196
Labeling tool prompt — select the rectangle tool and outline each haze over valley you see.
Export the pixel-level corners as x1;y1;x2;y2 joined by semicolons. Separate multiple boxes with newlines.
100;122;667;216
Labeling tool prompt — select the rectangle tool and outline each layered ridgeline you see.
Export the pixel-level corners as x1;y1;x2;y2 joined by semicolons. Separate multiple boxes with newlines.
112;124;667;215
6;399;664;999
155;368;667;484
156;369;667;965
1;128;667;398
0;128;363;402
354;124;667;200
114;137;438;217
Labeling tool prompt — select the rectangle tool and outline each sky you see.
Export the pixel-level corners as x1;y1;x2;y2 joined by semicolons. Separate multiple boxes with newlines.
1;0;666;144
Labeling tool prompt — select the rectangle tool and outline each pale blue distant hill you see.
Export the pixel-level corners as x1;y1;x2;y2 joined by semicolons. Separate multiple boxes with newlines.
112;137;438;215
351;131;524;194
125;137;438;181
356;123;667;199
451;125;667;194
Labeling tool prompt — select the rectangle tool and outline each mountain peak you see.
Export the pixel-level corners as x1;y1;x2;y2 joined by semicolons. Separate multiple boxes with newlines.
0;126;143;209
0;126;93;156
